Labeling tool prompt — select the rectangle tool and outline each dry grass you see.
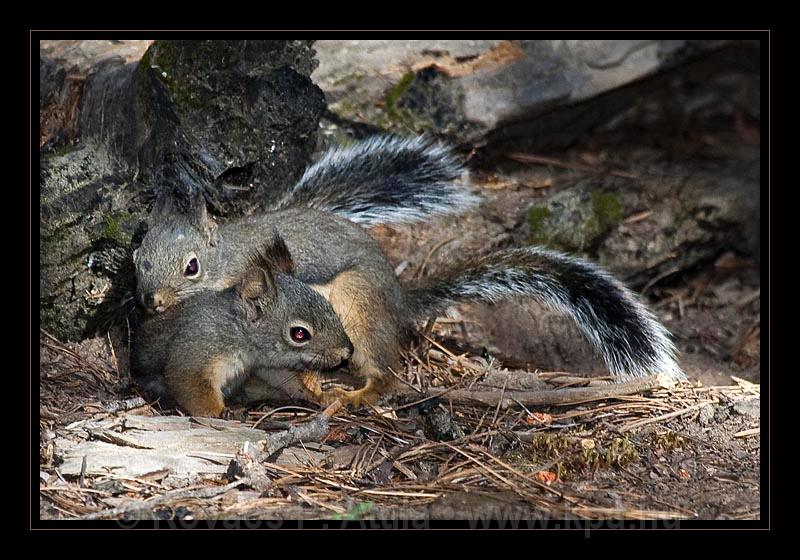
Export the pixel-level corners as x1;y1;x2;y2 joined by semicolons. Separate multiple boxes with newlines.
38;329;760;521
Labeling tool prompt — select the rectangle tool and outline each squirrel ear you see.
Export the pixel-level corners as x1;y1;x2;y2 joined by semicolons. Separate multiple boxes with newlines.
263;231;295;275
188;192;218;246
206;216;218;247
236;267;277;302
184;191;217;247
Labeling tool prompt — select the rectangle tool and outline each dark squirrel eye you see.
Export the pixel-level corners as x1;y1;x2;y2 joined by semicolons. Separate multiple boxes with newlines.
184;258;199;277
290;326;311;343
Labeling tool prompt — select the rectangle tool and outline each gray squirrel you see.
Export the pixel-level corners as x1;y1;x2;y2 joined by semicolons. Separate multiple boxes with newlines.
134;135;476;312
133;134;684;413
132;234;354;417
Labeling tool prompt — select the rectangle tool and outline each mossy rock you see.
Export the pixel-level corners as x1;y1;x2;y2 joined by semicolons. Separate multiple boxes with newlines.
327;71;436;136
394;67;482;139
527;188;624;253
325;67;482;140
100;211;134;246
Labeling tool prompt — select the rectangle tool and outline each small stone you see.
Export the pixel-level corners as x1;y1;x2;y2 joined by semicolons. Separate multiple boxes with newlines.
417;460;439;481
732;396;760;419
92;478;127;495
698;404;715;426
423;405;465;441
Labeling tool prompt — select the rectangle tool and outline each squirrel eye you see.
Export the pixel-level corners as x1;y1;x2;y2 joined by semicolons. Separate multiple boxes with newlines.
289;326;311;344
184;258;200;277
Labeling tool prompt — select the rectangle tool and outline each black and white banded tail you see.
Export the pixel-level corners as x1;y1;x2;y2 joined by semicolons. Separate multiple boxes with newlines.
274;135;479;226
406;247;685;382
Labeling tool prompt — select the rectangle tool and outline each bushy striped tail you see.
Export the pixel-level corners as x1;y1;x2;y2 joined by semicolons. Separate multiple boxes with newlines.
274;135;479;226
406;247;685;382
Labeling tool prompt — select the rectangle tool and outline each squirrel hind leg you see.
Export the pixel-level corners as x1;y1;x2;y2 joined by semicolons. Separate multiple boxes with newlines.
307;269;401;405
165;354;243;417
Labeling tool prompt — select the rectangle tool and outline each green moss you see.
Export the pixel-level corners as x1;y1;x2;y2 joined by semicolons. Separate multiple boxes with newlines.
384;72;416;123
591;191;623;230
333;501;374;521
649;430;685;452
139;42;204;111
101;212;131;245
581;437;639;471
527;206;553;245
326;71;439;134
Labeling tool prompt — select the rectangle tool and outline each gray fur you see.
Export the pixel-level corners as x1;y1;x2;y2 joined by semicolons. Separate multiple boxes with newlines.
134;134;476;314
405;247;685;382
132;240;354;409
275;135;479;225
134;134;683;393
134;204;407;316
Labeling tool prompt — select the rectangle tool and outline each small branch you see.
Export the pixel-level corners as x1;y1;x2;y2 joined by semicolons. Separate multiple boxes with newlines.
734;428;760;439
261;399;342;458
227;400;344;491
387;367;424;394
506;152;638;180
446;375;665;408
101;397;148;414
415;237;457;280
619;400;717;433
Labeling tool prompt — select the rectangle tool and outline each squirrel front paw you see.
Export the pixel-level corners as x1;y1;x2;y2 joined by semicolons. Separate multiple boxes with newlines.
331;382;382;410
297;371;384;409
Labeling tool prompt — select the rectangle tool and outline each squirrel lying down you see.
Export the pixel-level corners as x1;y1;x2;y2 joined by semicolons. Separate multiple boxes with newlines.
132;235;355;417
132;135;684;416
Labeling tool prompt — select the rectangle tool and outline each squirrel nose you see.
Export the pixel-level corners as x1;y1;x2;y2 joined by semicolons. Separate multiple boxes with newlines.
141;291;167;313
152;292;168;312
337;358;350;370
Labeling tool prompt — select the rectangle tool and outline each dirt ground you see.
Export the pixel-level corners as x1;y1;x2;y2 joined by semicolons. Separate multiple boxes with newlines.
38;303;761;522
